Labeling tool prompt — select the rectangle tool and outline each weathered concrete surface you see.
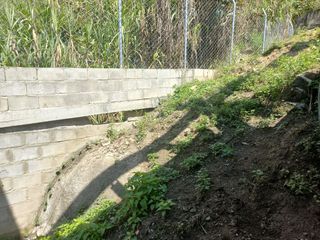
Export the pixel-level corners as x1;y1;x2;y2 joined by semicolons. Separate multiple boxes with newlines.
0;122;125;238
35;129;147;236
0;68;216;128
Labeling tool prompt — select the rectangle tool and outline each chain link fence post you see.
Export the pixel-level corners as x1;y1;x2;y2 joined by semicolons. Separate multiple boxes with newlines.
287;15;295;37
230;0;237;63
118;0;123;68
184;0;189;69
262;9;268;53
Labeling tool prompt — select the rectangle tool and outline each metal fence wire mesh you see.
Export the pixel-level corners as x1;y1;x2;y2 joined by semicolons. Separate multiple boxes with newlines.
0;0;295;69
122;0;185;69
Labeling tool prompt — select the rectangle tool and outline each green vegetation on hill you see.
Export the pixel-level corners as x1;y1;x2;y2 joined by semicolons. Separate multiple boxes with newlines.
42;27;320;240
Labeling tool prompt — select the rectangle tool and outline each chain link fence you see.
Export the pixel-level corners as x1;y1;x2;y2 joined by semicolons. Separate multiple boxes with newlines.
0;0;295;69
118;0;294;69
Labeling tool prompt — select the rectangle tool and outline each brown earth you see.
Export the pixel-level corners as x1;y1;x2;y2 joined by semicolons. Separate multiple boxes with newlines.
131;112;320;240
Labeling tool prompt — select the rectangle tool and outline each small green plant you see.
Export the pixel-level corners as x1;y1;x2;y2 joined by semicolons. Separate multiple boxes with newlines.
285;173;310;195
196;168;211;192
251;169;266;184
279;168;290;179
147;153;159;167
172;135;193;154
210;142;234;158
156;199;175;217
181;153;207;170
194;114;211;132
285;168;320;196
49;200;116;240
135;113;158;142
119;166;178;236
106;125;123;143
89;114;108;125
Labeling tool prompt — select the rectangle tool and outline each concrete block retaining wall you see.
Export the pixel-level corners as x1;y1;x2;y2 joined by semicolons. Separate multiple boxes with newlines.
0;124;115;237
0;68;216;128
0;67;216;238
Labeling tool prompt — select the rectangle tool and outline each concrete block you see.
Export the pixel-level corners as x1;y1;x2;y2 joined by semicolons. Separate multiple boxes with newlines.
108;99;157;113
142;69;158;79
143;88;172;99
54;129;77;142
0;68;5;81
38;68;65;81
5;68;37;81
13;146;40;162
158;69;181;79
0;134;25;149
12;174;41;190
49;154;68;169
160;78;180;88
41;171;55;184
0;178;13;192
0;82;26;96
126;69;143;79
143;89;160;99
27;159;53;174
10;199;41;218
65;139;88;153
97;80;110;91
39;95;65;108
186;69;195;78
109;69;126;79
0;189;27;207
26;185;47;201
88;68;109;80
26;82;56;95
39;94;91;108
0;150;14;165
0;97;8;112
91;92;109;103
128;90;144;100
40;142;67;158
56;81;99;94
8;96;39;111
64;94;92;106
107;80;123;91
14;212;36;231
122;80;137;90
64;68;88;80
25;131;52;145
109;92;128;102
136;79;152;89
150;78;160;88
194;69;205;79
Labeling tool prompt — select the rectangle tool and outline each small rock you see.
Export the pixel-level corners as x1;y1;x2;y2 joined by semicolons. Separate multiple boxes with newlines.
205;216;211;221
182;206;189;212
230;219;237;226
190;208;196;213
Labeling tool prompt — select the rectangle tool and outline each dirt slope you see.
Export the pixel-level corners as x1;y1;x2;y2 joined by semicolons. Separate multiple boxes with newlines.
135;113;320;240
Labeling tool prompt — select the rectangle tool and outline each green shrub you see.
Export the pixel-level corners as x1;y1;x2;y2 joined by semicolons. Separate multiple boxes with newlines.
195;168;211;192
172;135;193;154
210;142;234;158
181;153;207;170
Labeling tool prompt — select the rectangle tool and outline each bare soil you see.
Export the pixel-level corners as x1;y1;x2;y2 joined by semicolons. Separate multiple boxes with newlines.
130;112;320;240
